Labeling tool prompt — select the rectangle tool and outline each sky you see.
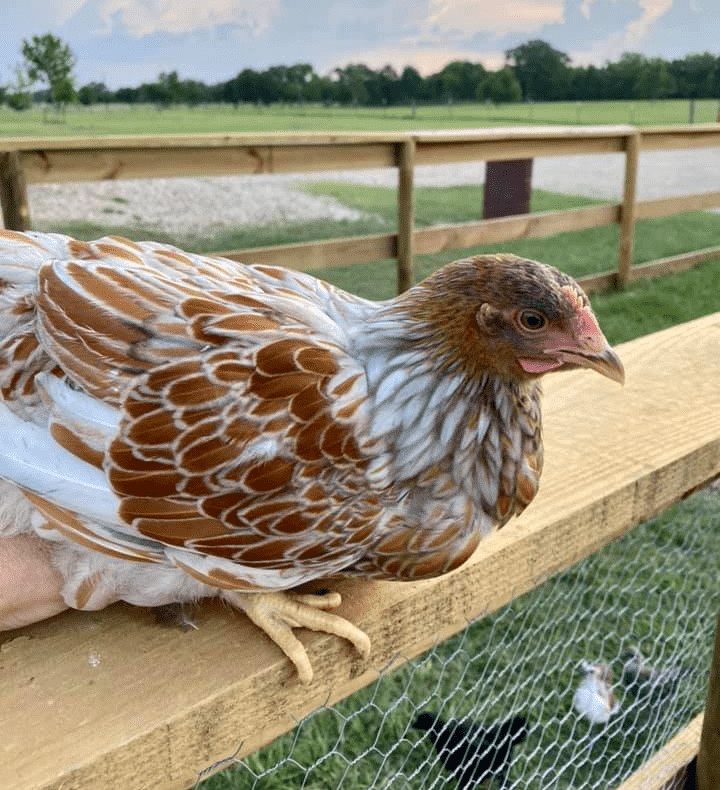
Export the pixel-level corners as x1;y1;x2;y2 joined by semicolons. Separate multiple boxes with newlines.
0;0;716;89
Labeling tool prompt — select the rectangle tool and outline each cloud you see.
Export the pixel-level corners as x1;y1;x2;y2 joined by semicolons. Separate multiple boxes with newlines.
55;0;91;25
421;0;565;38
322;45;506;76
59;0;282;37
574;0;675;63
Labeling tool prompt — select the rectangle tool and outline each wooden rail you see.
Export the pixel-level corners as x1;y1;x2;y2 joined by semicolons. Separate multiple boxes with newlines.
1;125;720;293
1;313;719;790
616;715;702;790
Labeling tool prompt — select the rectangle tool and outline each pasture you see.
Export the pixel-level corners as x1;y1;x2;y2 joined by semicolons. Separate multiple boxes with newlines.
0;97;718;137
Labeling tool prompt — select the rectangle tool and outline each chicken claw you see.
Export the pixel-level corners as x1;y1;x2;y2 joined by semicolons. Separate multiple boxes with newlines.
226;590;371;683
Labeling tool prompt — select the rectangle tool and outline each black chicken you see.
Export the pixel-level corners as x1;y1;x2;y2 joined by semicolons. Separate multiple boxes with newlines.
412;711;528;788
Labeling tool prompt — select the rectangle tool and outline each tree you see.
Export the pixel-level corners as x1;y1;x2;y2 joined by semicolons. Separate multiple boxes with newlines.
480;67;522;103
21;33;76;114
399;66;423;103
669;52;719;98
77;81;112;105
332;65;372;105
436;61;487;102
6;65;34;111
505;40;571;101
634;58;675;99
604;52;647;99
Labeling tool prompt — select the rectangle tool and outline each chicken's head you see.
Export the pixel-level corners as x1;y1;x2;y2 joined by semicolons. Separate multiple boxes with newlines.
400;254;624;385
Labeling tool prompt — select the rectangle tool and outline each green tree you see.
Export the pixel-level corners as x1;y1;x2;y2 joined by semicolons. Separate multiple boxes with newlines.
635;58;675;99
605;52;647;98
669;52;718;98
505;39;571;100
436;60;487;101
77;81;112;105
399;66;423;102
21;33;76;114
480;67;522;103
6;65;34;111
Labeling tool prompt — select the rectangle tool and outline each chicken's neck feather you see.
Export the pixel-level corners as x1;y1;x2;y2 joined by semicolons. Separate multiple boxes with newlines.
352;302;543;524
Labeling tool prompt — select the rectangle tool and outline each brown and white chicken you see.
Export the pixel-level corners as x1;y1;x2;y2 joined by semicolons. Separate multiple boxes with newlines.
0;231;623;682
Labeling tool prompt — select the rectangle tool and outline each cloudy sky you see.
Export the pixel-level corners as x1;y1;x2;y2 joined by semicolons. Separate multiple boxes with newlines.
1;0;715;89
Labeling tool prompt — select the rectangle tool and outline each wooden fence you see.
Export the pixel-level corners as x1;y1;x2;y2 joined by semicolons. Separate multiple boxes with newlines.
2;124;720;294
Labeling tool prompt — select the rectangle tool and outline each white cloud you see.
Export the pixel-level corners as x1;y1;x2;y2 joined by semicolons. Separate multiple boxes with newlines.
55;0;91;25
574;0;675;64
322;45;506;76
422;0;565;37
58;0;282;37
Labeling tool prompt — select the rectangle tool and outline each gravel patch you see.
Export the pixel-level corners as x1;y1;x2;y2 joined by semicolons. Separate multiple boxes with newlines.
26;148;720;238
28;175;369;236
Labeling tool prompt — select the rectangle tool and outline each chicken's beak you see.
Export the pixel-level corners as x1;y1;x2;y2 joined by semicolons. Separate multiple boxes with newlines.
556;345;625;384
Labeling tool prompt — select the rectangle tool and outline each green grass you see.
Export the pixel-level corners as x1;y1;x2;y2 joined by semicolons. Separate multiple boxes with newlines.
1;98;718;137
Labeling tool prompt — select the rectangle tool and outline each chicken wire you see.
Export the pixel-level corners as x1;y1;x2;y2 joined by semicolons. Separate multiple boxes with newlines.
195;487;719;790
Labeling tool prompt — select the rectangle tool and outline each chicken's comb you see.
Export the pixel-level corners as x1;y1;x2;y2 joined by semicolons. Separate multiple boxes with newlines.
560;284;587;311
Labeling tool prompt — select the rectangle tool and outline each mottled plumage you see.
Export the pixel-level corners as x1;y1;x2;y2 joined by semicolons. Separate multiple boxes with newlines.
0;231;623;682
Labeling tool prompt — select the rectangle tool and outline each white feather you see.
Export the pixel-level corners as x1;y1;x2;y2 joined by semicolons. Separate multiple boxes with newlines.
374;366;412;405
36;372;120;432
0;401;118;524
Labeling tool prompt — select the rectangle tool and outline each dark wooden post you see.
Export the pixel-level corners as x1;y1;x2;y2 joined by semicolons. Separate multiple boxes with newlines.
0;152;31;231
483;158;533;219
396;139;415;294
697;615;720;790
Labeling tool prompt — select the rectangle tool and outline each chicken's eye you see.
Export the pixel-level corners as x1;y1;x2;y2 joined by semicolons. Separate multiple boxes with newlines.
518;310;546;331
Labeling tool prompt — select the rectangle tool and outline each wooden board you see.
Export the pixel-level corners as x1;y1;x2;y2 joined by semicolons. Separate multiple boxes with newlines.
615;714;702;790
216;232;397;271
414;204;619;254
17;143;398;183
1;314;719;790
636;191;720;220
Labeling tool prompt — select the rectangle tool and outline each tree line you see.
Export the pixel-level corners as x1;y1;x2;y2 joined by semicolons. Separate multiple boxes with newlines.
3;35;719;115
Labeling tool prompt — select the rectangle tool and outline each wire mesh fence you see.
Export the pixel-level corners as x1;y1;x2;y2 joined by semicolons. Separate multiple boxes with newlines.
195;486;719;790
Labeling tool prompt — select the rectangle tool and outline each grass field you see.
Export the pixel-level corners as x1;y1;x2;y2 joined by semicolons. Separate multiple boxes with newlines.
1;97;719;137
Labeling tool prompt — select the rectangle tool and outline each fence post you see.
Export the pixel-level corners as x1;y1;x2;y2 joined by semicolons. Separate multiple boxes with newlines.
0;152;31;231
697;614;720;790
396;139;415;294
616;131;639;288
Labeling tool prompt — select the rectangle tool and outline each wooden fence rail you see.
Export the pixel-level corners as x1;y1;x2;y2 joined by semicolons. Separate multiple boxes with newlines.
1;313;719;789
1;124;720;293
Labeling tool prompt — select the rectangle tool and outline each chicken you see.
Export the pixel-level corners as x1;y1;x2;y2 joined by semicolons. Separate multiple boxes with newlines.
411;711;528;788
0;231;624;682
621;645;687;700
573;660;620;724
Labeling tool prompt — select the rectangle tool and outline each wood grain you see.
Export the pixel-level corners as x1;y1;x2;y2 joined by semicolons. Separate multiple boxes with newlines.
1;313;719;789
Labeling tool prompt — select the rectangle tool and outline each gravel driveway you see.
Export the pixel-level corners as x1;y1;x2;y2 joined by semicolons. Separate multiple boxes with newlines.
26;148;720;238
